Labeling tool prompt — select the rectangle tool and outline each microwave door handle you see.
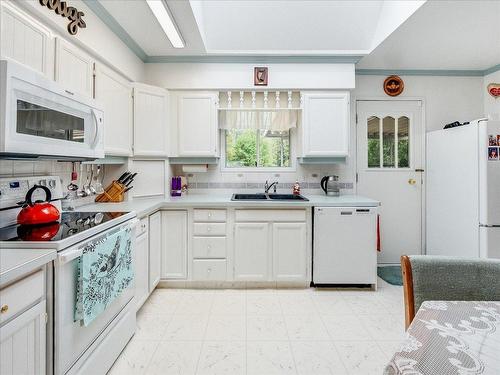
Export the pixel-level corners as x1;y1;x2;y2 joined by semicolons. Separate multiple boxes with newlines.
90;109;100;147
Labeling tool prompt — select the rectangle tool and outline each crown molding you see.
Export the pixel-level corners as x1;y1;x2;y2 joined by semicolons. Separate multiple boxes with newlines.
82;0;147;62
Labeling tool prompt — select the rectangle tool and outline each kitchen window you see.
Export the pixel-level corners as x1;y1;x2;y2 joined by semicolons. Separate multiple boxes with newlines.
219;102;298;171
225;129;291;168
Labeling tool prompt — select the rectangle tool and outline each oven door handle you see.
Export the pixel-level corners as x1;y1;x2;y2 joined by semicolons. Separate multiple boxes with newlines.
59;248;83;265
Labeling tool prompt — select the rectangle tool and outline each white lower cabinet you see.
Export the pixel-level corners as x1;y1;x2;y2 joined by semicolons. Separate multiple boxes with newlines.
148;212;161;292
161;211;188;279
158;208;309;284
234;210;309;283
273;223;307;281
192;260;227;281
134;228;149;310
0;301;46;375
234;223;271;281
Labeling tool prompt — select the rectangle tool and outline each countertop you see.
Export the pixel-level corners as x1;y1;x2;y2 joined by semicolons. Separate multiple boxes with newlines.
79;194;379;218
0;248;56;287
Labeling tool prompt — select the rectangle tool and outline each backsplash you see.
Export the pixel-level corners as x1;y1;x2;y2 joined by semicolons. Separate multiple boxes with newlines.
0;160;97;206
172;163;354;193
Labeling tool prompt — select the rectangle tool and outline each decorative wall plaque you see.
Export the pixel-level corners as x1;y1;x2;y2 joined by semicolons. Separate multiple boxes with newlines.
383;75;404;97
254;67;268;86
39;0;86;35
487;83;500;98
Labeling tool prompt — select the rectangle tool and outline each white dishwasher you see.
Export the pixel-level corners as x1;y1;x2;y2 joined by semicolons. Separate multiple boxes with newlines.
313;207;377;287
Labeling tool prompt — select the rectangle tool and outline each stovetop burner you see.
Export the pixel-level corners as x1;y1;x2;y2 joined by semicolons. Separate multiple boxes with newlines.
0;211;129;242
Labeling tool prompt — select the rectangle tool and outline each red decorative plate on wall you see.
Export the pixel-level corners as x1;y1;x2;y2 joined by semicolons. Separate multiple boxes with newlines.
487;83;500;98
383;75;404;97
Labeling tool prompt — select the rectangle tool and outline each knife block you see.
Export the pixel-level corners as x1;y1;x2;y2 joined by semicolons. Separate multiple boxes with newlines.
95;181;125;203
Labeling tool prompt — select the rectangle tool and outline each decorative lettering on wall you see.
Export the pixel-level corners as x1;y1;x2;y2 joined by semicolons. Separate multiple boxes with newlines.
39;0;86;35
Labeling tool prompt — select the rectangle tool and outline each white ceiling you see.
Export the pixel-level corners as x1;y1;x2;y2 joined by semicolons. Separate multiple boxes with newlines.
96;0;498;70
357;0;500;70
98;0;424;57
98;0;206;55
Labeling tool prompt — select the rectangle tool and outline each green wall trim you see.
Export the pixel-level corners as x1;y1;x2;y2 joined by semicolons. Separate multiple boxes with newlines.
356;69;484;77
82;0;148;62
146;55;363;64
484;64;500;76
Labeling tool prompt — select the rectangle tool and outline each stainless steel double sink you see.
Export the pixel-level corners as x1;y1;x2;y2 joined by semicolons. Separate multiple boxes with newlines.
231;193;309;201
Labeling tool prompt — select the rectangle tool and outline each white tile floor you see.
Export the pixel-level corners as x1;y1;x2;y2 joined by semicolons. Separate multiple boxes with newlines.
108;278;404;375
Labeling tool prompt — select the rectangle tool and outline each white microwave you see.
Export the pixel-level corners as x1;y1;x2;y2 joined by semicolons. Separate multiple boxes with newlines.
0;59;104;159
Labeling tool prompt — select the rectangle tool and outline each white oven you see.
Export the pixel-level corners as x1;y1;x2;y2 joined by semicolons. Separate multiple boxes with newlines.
0;59;104;159
54;219;137;375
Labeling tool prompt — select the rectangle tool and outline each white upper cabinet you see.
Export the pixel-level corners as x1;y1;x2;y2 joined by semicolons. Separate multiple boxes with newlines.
133;83;169;157
176;92;218;157
94;63;133;156
301;91;350;157
0;2;53;78
55;38;94;98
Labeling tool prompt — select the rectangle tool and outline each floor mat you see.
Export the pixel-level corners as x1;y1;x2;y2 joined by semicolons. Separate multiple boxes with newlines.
377;266;403;286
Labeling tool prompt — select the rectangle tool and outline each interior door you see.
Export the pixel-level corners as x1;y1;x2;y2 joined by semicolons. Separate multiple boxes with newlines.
356;100;424;264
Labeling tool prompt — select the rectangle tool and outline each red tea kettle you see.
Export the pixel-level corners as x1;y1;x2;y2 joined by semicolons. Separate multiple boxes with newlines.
17;185;60;225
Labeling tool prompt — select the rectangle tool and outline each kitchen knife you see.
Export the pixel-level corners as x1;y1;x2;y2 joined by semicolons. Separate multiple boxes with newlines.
122;172;137;185
124;186;133;193
117;172;130;183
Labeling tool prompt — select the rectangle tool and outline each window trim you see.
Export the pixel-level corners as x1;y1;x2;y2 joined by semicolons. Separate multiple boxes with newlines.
220;128;297;173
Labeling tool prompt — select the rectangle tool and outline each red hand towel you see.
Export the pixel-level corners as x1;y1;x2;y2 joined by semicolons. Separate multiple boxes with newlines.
377;214;381;252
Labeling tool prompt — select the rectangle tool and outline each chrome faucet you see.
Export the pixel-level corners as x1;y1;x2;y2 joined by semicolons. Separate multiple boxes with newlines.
264;180;278;194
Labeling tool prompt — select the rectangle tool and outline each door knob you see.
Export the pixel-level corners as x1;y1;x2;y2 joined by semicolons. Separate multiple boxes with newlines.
408;178;417;185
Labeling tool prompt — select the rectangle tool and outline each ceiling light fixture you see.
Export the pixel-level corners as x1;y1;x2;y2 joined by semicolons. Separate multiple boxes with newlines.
146;0;184;48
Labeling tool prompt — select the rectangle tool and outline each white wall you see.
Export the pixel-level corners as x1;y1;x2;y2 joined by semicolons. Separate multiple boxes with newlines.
484;70;500;120
145;63;355;90
12;0;144;81
354;75;484;131
185;74;484;191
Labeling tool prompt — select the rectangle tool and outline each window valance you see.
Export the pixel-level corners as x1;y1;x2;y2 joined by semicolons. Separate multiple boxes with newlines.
218;109;299;132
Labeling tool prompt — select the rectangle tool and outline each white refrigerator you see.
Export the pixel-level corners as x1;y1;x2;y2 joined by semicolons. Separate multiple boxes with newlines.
427;118;500;258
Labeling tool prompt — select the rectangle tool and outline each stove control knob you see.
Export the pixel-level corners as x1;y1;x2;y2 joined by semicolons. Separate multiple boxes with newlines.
48;180;56;188
94;212;104;224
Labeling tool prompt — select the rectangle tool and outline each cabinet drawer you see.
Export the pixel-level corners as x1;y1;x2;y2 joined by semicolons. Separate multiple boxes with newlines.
0;270;44;324
137;217;149;236
193;209;227;222
192;237;226;258
193;223;226;236
192;260;227;281
235;209;307;222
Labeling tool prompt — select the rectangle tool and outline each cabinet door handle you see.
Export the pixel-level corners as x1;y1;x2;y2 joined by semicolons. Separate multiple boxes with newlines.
0;305;8;314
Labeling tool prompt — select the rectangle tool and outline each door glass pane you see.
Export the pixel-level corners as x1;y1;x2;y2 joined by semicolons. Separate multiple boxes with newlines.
16;100;84;142
367;116;380;168
398;116;410;168
383;117;395;168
